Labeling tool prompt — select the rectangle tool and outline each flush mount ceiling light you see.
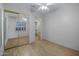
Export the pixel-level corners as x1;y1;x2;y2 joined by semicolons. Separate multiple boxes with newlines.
38;5;49;11
37;3;55;11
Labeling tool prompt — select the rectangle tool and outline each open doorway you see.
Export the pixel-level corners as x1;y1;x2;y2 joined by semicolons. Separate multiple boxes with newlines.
35;19;42;40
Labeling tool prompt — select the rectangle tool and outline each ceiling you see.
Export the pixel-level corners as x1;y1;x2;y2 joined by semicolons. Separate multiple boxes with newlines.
27;3;61;18
3;3;60;18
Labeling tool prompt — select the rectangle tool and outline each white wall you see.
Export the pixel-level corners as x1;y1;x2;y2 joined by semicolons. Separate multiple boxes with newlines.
0;7;2;49
0;3;4;56
43;4;79;51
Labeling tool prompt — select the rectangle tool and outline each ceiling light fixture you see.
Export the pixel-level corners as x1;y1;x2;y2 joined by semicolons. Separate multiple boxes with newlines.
37;3;55;11
38;5;49;11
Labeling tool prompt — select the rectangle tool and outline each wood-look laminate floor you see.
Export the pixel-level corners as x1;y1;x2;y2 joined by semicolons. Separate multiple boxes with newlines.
4;37;79;56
